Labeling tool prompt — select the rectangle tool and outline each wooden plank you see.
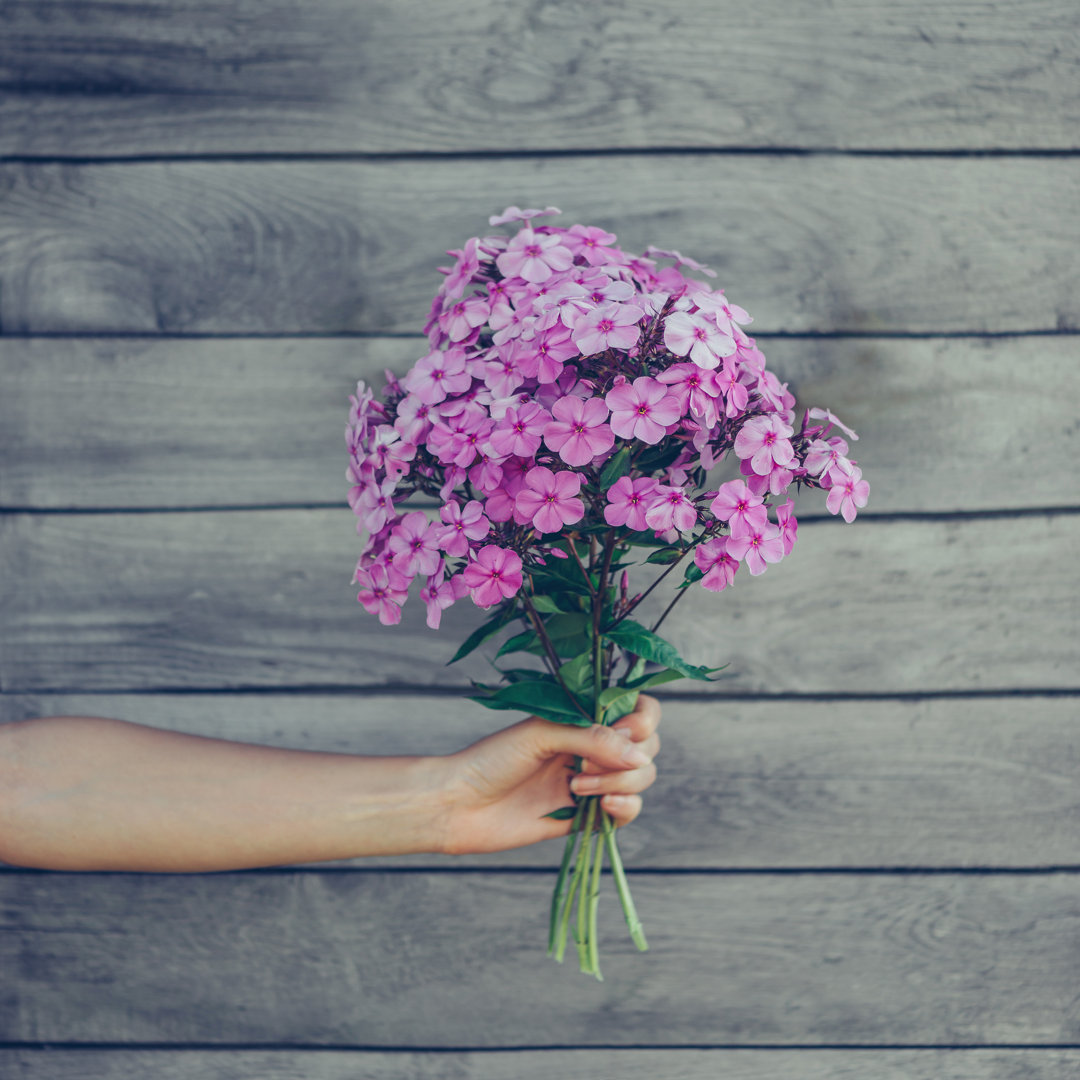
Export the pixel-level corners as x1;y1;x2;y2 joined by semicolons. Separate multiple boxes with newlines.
3;1049;1078;1080
0;872;1075;1045
2;335;1076;515
2;694;1075;870
1;1;1077;156
1;158;1076;335
0;512;1076;694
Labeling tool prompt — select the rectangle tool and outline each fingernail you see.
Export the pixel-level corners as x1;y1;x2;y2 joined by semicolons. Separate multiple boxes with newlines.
621;744;650;767
572;775;599;793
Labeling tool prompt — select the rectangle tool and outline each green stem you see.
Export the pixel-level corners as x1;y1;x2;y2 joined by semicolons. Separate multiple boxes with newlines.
602;809;648;951
575;798;599;973
587;803;606;980
554;798;590;963
548;797;586;958
611;550;688;627
650;582;691;635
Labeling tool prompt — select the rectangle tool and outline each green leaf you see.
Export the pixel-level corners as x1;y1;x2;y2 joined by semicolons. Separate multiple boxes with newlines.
602;619;718;681
470;679;593;726
558;651;594;695
634;441;685;474
544;612;593;658
597;668;688;724
645;546;684;565
447;603;515;665
621;530;672;549
681;562;705;586
542;805;579;821
530;550;595;596
496;627;542;658
599;446;632;488
529;594;563;614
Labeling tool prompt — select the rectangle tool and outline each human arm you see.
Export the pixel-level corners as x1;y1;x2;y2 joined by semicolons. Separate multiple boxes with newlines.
0;698;660;871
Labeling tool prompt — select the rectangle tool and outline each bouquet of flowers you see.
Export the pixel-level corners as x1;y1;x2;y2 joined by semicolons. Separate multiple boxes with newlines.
346;206;869;978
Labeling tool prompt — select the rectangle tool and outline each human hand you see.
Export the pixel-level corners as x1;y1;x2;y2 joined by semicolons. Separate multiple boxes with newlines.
439;695;661;855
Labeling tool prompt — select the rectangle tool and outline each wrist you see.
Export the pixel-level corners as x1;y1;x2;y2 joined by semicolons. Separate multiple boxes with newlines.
400;753;459;857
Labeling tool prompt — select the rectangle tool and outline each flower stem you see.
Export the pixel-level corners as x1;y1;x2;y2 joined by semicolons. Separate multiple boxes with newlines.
554;799;590;963
602;809;648;951
575;797;599;973
587;803;606;980
548;797;586;958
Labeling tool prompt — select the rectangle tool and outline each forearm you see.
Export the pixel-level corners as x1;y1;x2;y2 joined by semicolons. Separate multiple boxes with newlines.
0;716;454;871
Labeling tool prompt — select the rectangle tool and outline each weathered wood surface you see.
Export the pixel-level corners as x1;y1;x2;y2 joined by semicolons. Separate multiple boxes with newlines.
3;1049;1078;1080
2;1;1077;157
2;335;1075;514
2;694;1075;870
1;872;1076;1045
1;512;1075;694
2;158;1076;335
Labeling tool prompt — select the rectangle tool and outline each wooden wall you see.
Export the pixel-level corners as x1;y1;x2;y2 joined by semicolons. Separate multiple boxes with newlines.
1;2;1078;1077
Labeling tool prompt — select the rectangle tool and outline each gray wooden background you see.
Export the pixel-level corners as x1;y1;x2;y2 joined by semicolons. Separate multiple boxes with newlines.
1;2;1078;1078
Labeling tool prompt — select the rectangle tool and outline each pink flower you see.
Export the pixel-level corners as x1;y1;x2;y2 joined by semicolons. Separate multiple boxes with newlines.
387;511;442;578
496;228;574;283
803;437;854;485
656;362;723;424
352;476;397;534
572;301;644;356
435;499;491;557
543;395;615;466
394;394;434;444
808;407;859;441
695;537;739;592
487;402;551;458
427;413;494;469
713;355;749;418
663;310;736;369
776;499;798;555
514;466;585;534
645;245;717;278
709;479;768;536
734;414;795;475
562;224;620;264
489;206;561;226
826;466;869;523
644;485;697;533
355;562;410;626
603;475;661;531
439;295;491;342
420;570;469;630
482;346;525;398
605;377;682;444
519;324;578;384
462;545;524;608
403;347;472;405
726;523;785;576
440;237;482;300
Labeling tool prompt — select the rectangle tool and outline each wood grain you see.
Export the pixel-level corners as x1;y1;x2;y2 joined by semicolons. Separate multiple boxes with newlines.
2;694;1075;871
1;872;1076;1045
1;157;1076;335
1;1;1076;156
1;335;1074;514
1;512;1075;694
3;1049;1078;1080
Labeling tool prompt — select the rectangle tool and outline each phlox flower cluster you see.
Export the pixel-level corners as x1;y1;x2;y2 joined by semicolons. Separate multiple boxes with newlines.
346;207;868;626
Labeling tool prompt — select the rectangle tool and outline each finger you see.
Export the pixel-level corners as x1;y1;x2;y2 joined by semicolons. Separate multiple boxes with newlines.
570;761;657;797
610;693;661;742
526;717;652;774
578;730;659;773
600;793;642;827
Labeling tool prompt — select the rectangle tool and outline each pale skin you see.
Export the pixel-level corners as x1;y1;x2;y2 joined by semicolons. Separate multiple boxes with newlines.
0;696;660;872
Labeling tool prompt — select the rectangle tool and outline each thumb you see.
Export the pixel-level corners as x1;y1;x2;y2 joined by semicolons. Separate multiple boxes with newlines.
528;719;652;771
